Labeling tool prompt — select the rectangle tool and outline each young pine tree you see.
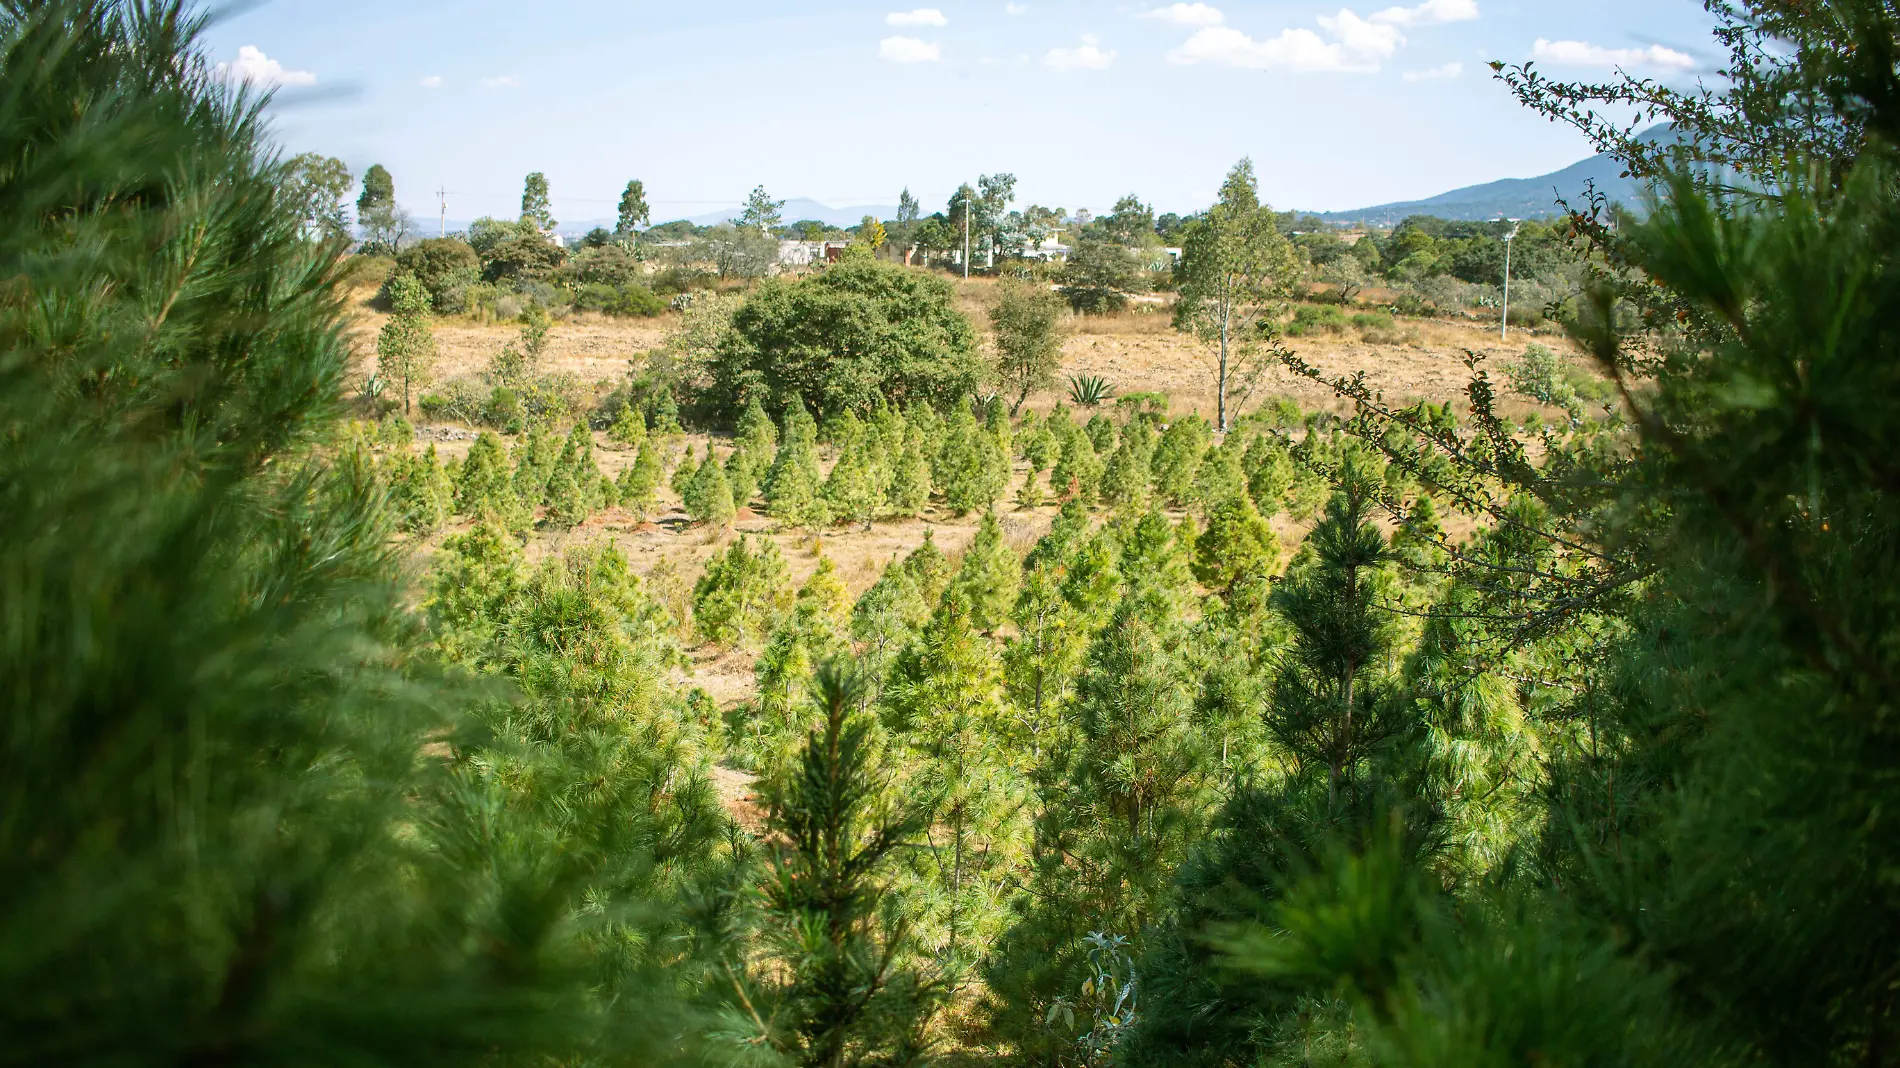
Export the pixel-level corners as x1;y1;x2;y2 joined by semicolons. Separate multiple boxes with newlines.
1;9;701;1060
609;394;648;448
618;436;664;521
511;422;560;504
887;433;934;518
692;535;794;647
683;449;736;528
386;444;454;534
935;407;1009;516
747;559;853;776
947;511;1021;634
1100;418;1156;512
765;398;830;528
726;662;945;1066
884;598;1026;969
1150;415;1211;507
1243;432;1296;519
457;430;528;529
670;442;700;497
1052;426;1104;502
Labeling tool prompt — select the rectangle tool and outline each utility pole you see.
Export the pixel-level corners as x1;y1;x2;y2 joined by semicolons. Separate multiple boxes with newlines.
437;186;448;239
962;185;971;280
1500;219;1521;340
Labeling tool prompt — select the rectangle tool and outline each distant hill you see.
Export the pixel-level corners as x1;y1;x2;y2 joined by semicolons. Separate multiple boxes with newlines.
1316;126;1678;226
687;197;901;229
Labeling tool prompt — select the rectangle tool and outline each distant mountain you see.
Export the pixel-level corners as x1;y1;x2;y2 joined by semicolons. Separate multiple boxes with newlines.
684;197;901;229
1317;126;1678;226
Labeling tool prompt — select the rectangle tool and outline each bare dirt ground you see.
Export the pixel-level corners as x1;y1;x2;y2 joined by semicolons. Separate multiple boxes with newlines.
355;277;1573;723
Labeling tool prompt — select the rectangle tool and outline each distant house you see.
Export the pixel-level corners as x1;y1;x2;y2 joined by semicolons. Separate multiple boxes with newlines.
777;239;853;267
777;240;824;267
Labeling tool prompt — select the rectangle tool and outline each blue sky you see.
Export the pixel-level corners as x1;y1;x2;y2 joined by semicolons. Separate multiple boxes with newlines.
203;1;1719;225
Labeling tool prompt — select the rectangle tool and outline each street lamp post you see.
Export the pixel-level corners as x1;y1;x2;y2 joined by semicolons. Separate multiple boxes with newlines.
1501;219;1522;341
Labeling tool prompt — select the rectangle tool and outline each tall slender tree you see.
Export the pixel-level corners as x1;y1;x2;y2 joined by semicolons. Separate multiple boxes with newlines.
1173;160;1299;431
616;178;650;235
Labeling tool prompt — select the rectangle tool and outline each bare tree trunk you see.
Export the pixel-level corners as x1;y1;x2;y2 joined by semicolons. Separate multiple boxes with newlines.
1217;298;1230;433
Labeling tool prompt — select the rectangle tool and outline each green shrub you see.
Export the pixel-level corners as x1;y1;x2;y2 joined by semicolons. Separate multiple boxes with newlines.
573;282;620;313
608;284;667;318
1285;303;1351;336
395;237;480;310
708;257;983;420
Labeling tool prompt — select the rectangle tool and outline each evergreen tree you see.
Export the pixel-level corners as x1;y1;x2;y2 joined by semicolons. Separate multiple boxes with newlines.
511;422;561;505
1151;415;1211;507
766;398;830;528
1015;464;1046;510
884;599;1025;967
984;581;1211;1062
649;386;683;434
1191;434;1248;509
683;450;736;528
1192;495;1279;592
1003;562;1093;758
947;511;1020;633
1052;426;1104;502
692;535;794;647
737;393;779;454
887;433;933;518
0;10;699;1059
542;465;588;531
1242;432;1284;498
456;430;526;528
935;407;1009;515
746;558;853;776
725;663;945;1066
1084;412;1118;455
851;554;934;687
609;395;648;448
724;442;762;509
824;432;883;527
617;437;663;521
387;444;454;534
902;528;952;607
670;442;699;497
1100;418;1156;512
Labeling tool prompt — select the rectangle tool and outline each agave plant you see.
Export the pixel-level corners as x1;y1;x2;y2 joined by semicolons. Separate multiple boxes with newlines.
1068;374;1114;408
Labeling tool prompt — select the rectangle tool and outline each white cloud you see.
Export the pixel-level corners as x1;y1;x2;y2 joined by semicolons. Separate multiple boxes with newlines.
418;74;442;88
1402;60;1462;80
1317;9;1403;62
886;8;948;26
1142;2;1224;26
879;35;942;62
214;45;315;88
1531;37;1695;70
1168;8;1403;73
1005;1;1028;12
1370;0;1477;26
480;74;522;88
1045;34;1117;71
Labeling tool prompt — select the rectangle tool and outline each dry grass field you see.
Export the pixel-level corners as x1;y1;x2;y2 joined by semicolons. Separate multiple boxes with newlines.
351;276;1578;711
